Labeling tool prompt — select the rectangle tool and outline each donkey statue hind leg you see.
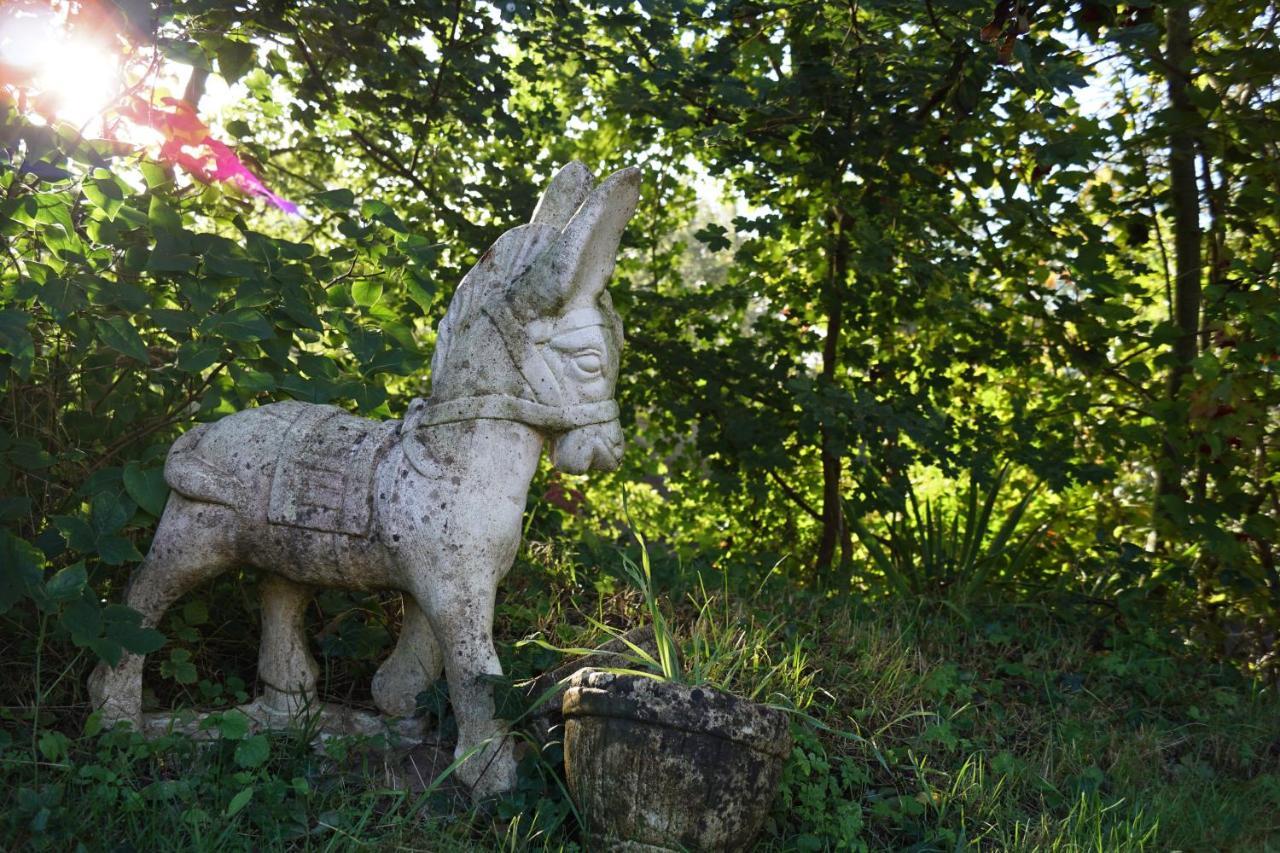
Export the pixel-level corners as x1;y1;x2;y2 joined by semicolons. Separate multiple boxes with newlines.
371;595;443;718
256;574;321;717
88;492;242;727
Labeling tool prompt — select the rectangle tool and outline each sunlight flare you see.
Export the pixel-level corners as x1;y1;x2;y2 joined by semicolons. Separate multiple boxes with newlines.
0;7;122;128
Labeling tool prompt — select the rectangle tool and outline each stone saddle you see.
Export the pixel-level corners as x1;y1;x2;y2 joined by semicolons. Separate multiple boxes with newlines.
164;401;400;537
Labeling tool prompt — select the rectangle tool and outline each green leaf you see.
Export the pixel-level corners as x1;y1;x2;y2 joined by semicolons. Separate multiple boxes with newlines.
94;315;150;363
229;364;276;393
226;786;254;817
161;648;198;684
140;161;171;189
45;562;87;601
83;177;125;218
109;622;165;655
148;196;182;231
217;39;256;83
311;188;355;211
124;461;170;517
38;278;87;320
0;532;43;614
352;279;384;307
53;516;97;552
96;535;144;565
360;199;408;232
694;223;732;252
182;599;209;626
0;310;35;373
37;731;70;762
218;710;251;741
90;492;130;535
234;734;270;768
147;235;198;273
0;496;31;522
177;341;222;374
62;599;104;646
207;308;274;342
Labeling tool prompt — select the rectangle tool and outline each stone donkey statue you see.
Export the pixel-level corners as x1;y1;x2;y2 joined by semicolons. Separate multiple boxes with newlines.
88;162;640;798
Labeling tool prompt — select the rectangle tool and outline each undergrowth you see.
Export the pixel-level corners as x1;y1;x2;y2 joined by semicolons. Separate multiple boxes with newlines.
1;542;1278;851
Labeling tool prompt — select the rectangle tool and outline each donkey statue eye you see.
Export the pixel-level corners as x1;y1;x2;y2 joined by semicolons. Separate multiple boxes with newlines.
573;351;603;376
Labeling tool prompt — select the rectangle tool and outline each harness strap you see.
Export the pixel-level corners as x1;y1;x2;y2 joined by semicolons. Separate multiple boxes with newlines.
405;395;619;433
481;300;562;406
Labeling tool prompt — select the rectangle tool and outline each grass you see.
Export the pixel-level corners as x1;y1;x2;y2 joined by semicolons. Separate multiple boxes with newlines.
1;543;1278;851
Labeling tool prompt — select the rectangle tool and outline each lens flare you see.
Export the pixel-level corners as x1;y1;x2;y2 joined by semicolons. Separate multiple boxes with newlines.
0;7;122;128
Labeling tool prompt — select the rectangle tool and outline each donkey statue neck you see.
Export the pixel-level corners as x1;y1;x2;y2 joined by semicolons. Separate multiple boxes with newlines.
87;162;641;801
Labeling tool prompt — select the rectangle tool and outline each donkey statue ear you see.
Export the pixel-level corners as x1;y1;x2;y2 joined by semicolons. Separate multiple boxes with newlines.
550;166;641;305
510;166;641;317
531;161;594;230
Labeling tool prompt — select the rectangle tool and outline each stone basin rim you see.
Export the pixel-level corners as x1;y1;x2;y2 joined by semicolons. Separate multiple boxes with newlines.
562;668;792;759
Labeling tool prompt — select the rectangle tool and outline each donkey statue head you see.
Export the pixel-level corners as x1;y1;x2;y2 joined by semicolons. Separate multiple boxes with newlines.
421;162;638;473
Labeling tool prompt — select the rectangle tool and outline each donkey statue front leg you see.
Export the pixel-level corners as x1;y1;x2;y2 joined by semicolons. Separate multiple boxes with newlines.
408;572;514;797
385;414;537;797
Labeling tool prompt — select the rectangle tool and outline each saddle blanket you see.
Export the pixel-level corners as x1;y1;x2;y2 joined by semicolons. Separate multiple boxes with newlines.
267;405;400;536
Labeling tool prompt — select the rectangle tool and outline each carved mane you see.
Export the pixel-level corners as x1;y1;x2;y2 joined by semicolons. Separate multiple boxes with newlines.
429;223;555;390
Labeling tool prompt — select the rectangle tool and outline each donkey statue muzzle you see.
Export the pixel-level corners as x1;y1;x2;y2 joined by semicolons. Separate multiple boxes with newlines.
550;419;625;474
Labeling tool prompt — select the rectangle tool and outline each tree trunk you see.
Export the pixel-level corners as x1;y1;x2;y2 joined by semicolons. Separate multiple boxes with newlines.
815;206;850;582
1153;3;1202;535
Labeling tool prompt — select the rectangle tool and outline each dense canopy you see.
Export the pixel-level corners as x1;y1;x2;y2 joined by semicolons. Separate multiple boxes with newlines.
1;0;1278;848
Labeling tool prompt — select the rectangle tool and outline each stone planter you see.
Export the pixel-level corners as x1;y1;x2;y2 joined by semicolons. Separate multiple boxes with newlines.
562;668;792;852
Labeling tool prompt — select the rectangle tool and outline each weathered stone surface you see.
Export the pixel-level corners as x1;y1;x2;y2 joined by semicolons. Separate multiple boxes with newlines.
87;162;641;801
562;668;792;852
138;697;429;743
520;625;657;745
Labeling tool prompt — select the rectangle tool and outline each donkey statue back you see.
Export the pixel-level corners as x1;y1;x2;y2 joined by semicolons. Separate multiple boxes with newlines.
88;162;640;798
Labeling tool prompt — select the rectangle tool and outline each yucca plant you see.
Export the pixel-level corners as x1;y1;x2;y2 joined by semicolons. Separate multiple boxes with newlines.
849;463;1048;602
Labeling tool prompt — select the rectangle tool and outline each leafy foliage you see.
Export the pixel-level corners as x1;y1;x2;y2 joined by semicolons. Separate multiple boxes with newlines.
1;0;1278;847
850;464;1048;600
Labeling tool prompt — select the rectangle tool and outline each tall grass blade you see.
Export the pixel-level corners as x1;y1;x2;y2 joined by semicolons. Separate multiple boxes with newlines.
849;514;912;597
